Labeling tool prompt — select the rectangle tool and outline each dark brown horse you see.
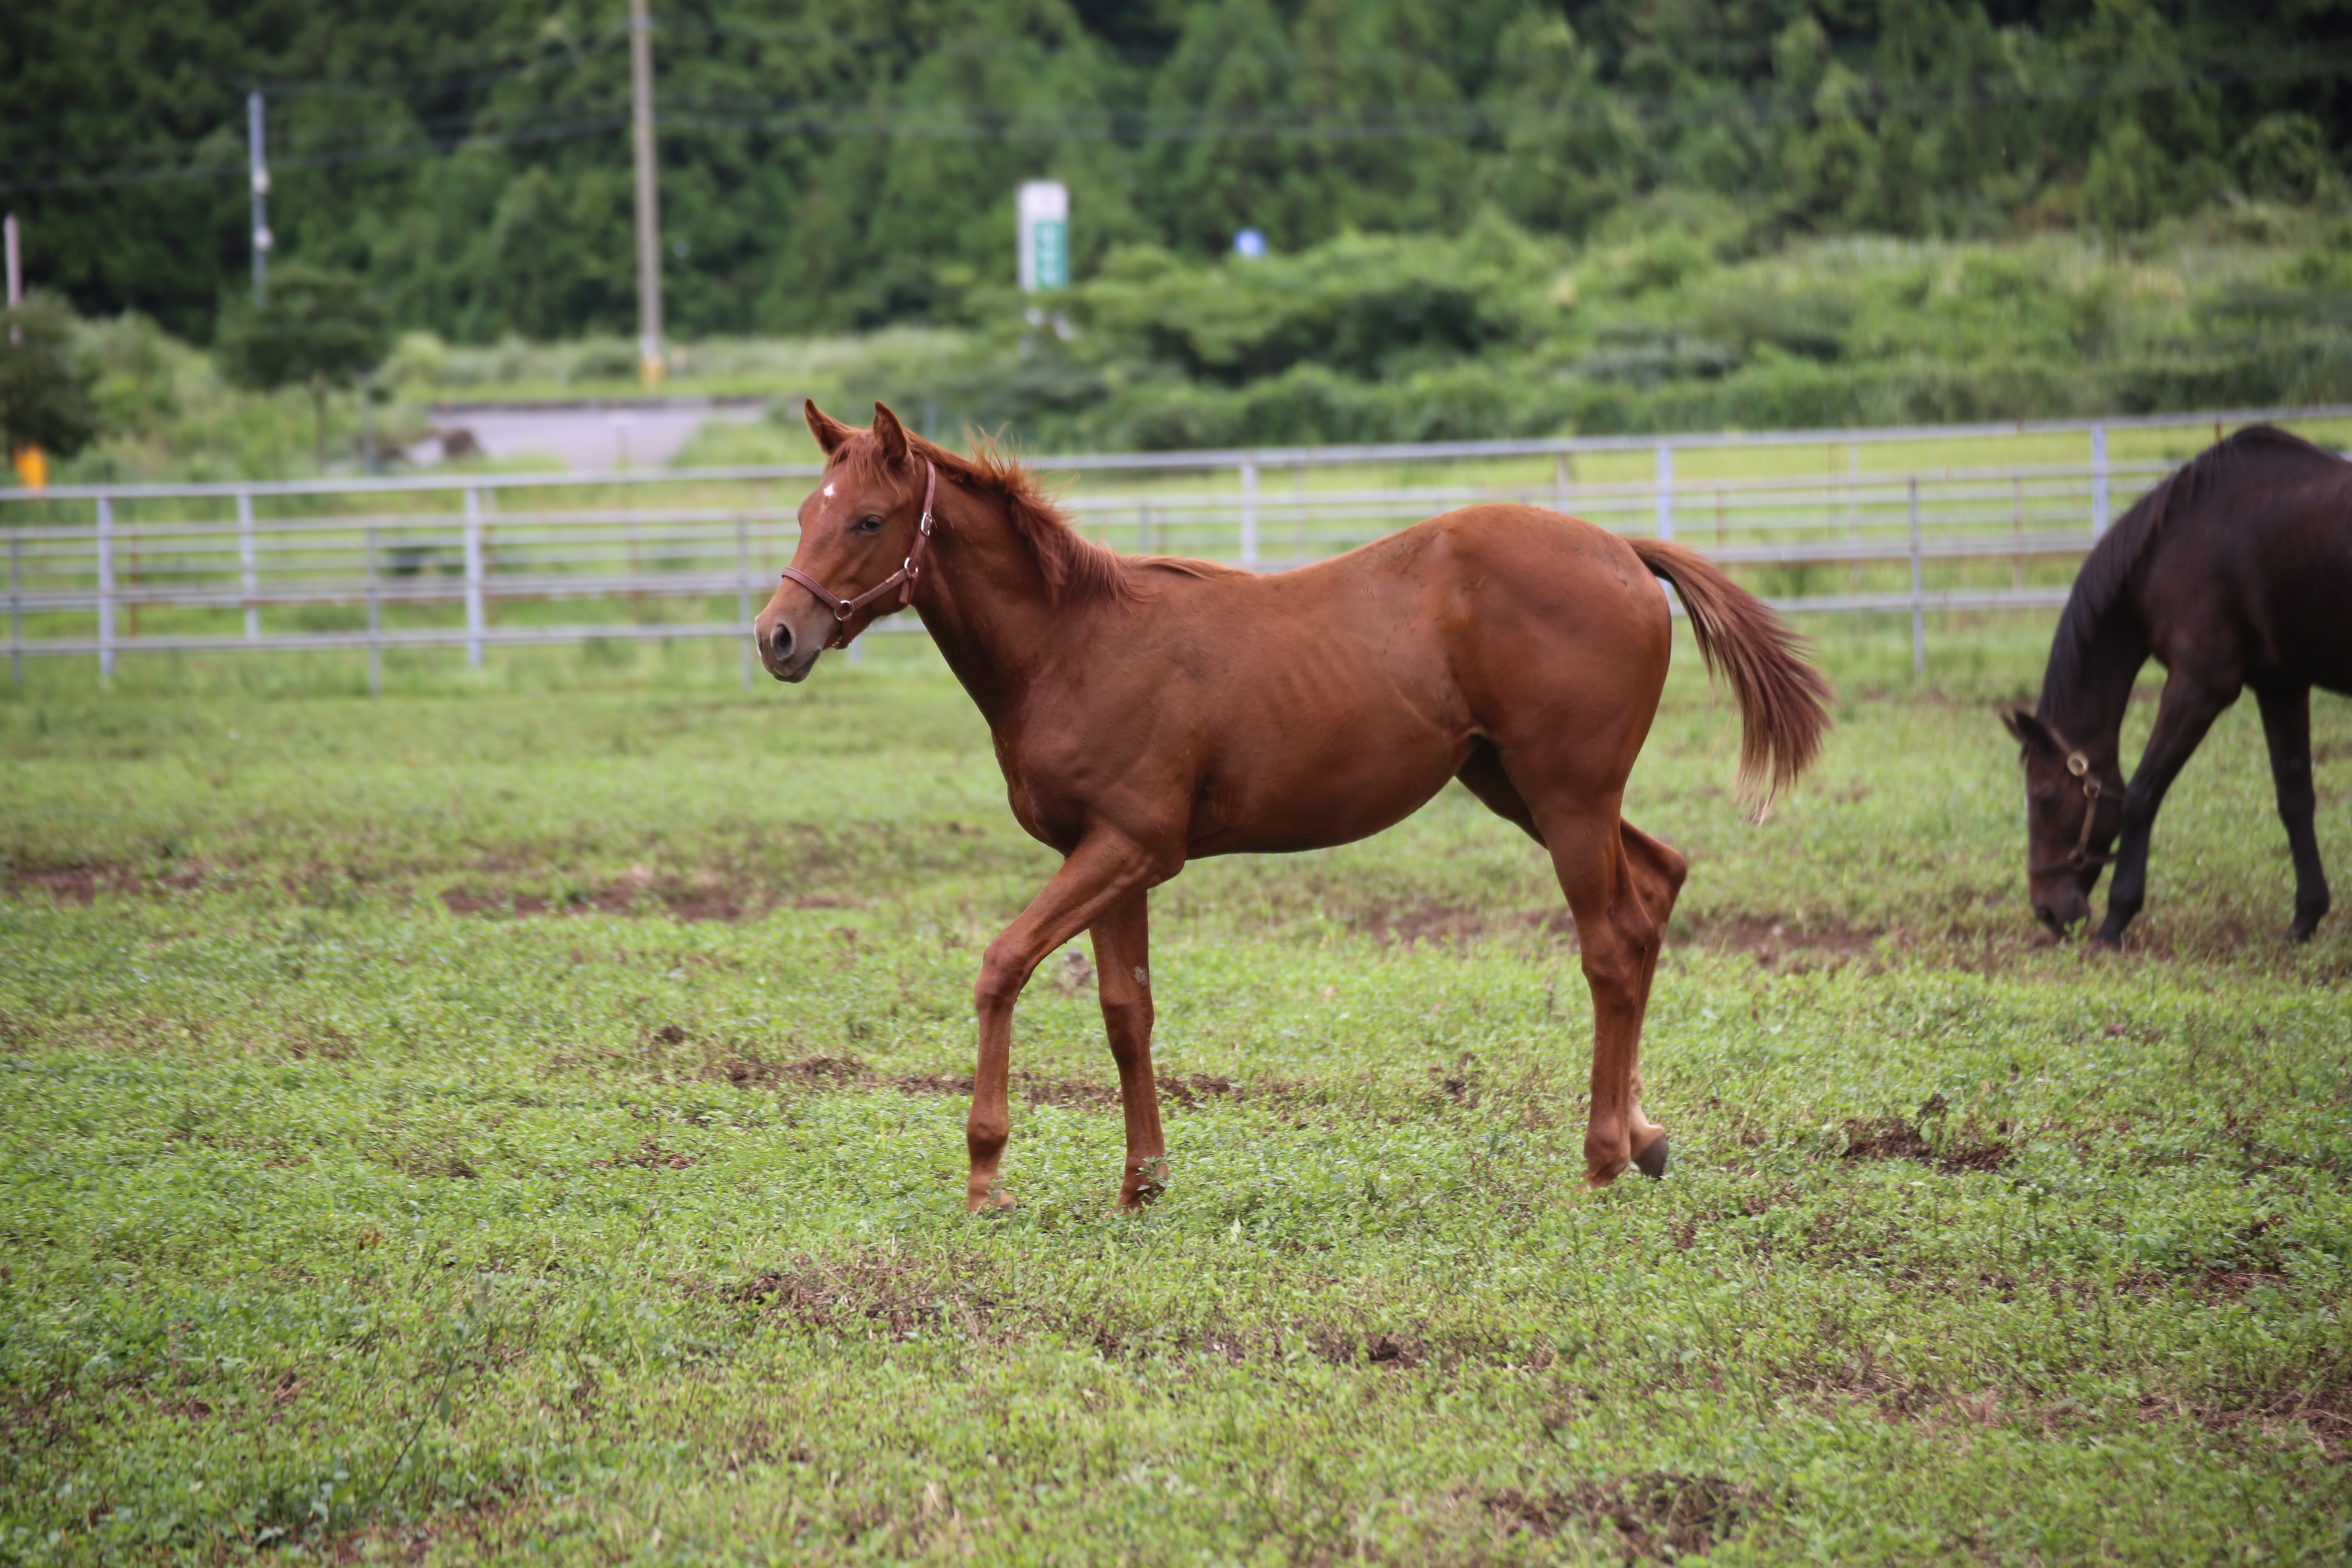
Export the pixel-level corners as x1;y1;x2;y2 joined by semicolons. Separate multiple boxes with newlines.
2005;425;2352;947
756;402;1829;1209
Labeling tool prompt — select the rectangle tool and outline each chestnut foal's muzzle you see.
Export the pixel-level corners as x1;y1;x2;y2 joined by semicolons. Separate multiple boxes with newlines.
776;460;940;650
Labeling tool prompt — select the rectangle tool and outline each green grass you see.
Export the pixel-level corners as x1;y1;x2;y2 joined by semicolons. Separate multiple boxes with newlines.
2;627;2349;1564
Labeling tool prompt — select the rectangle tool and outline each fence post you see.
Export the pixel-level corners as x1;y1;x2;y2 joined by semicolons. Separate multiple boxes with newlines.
2090;423;2109;537
463;486;484;669
1846;443;1860;588
365;524;382;697
96;494;116;679
736;514;753;689
1909;476;1924;677
1653;442;1673;540
237;490;259;641
1554;453;1569;514
1238;456;1258;570
1138;502;1151;555
8;526;20;687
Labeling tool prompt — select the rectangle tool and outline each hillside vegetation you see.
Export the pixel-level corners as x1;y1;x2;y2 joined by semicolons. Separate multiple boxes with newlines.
8;0;2350;345
41;198;2352;483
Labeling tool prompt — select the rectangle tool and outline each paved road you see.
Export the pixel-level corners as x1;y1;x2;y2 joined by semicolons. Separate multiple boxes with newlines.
408;399;769;471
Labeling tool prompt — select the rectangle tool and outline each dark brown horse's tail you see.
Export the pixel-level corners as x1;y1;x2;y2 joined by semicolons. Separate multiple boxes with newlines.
1630;537;1833;819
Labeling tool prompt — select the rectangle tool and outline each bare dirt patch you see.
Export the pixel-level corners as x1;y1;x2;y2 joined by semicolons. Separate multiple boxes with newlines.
592;1133;696;1172
1688;918;1878;970
1838;1113;2011;1173
1350;900;1575;949
695;1049;1251;1111
10;864;206;904
439;881;764;922
709;1051;871;1090
886;1069;1250;1111
1346;901;1886;969
722;1252;995;1338
1482;1473;1768;1560
2151;1385;2352;1461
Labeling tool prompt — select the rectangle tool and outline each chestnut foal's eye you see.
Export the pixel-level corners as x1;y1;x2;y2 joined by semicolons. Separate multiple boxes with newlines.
853;515;884;535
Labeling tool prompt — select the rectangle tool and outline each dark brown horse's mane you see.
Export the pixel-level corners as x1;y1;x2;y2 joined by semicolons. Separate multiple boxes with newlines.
2045;424;2339;704
833;430;1183;605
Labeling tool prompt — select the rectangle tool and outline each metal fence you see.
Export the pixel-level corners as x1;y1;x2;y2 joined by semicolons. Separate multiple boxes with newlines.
7;402;2348;687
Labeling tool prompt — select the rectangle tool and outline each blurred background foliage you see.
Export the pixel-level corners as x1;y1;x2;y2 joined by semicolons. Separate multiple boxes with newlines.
7;0;2352;468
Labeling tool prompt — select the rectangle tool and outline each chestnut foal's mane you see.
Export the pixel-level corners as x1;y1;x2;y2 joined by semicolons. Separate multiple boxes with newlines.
831;430;1240;605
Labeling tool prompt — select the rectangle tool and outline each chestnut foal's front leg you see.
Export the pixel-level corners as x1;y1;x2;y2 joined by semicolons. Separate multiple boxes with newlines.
1088;892;1167;1209
966;833;1164;1212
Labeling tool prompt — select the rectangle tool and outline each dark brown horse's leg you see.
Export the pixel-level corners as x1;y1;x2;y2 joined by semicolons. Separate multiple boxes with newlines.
1089;892;1167;1208
2253;678;2331;942
2097;672;2239;948
1616;820;1688;1177
967;834;1165;1211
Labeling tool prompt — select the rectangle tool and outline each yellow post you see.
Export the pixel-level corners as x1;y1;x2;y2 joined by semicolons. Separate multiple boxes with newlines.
10;446;45;491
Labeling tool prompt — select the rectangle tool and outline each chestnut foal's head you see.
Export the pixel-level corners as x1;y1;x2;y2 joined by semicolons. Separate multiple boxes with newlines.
2002;708;2122;936
754;400;931;682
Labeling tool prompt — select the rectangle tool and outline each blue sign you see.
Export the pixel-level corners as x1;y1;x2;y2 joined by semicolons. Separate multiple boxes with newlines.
1234;228;1267;260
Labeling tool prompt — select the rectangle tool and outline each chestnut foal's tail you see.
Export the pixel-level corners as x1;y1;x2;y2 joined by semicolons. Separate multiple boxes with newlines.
1631;538;1833;819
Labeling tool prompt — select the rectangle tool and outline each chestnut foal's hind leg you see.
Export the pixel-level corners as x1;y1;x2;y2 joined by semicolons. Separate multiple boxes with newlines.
967;834;1164;1212
1616;820;1687;1178
1456;746;1682;1186
1089;893;1167;1209
1543;802;1669;1188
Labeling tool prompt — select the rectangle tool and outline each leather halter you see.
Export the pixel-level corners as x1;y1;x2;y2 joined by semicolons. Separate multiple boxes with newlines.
777;459;940;650
2031;749;2123;878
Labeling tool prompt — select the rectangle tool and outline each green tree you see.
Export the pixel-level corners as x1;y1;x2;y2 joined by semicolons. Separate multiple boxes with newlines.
2235;112;2332;205
1139;0;1303;254
2081;119;2164;239
0;292;100;464
215;265;389;470
1482;9;1641;238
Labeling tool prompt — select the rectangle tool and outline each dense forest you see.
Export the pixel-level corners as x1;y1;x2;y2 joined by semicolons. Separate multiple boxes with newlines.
8;0;2352;346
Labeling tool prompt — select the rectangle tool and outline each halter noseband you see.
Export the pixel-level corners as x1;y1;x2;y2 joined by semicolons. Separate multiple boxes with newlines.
2030;749;2124;878
776;459;940;650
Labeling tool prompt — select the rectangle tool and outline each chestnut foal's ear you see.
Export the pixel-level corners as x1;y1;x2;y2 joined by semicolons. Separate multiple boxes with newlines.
2003;708;2060;757
870;401;911;467
804;399;857;457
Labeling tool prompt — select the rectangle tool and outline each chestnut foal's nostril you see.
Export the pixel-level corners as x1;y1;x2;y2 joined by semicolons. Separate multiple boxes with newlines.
768;623;793;661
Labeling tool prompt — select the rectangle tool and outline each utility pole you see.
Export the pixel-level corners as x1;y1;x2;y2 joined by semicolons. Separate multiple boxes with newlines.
247;91;272;307
629;0;664;386
7;212;42;490
5;212;21;336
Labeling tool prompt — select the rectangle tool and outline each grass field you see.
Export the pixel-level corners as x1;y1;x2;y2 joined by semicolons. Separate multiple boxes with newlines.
2;625;2349;1564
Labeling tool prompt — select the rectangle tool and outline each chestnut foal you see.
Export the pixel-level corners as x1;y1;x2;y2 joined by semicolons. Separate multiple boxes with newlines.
755;402;1830;1210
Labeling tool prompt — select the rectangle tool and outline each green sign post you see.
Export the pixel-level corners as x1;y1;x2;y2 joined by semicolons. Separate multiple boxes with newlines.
1017;180;1069;292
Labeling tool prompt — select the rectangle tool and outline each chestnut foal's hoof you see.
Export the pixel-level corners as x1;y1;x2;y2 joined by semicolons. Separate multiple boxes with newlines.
1634;1134;1670;1180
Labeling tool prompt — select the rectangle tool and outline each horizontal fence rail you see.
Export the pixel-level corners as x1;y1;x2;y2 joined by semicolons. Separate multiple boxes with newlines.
7;403;2348;687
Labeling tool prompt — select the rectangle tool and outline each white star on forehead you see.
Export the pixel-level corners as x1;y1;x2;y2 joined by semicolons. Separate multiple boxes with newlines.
822;482;836;497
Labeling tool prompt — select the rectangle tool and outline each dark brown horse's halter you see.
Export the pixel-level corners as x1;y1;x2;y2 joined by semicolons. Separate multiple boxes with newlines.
2031;749;2124;877
776;459;940;650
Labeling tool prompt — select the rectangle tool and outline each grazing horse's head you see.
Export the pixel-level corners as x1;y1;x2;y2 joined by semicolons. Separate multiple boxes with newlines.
754;399;932;682
2002;708;2123;936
